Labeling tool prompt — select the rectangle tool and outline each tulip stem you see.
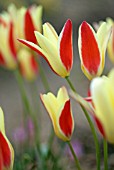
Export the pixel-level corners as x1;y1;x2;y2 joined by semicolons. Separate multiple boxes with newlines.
36;57;55;157
66;76;76;92
68;141;82;170
66;77;101;170
103;139;108;170
14;68;40;147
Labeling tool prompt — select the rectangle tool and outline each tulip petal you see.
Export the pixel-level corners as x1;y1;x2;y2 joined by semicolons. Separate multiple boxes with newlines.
59;100;73;138
9;22;17;59
43;22;58;45
78;21;101;79
0;52;6;66
35;32;68;77
0;132;11;168
91;77;114;143
58;19;73;71
24;9;37;44
97;22;111;68
31;5;43;33
0;108;5;134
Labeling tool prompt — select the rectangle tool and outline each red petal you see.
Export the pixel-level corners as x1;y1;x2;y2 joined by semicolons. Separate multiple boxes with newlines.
59;19;73;71
81;21;101;74
0;132;11;168
9;22;17;59
59;100;73;137
24;9;37;44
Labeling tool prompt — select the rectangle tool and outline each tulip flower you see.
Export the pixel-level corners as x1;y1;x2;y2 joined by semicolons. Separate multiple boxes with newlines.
106;18;114;63
0;4;42;81
18;49;38;81
18;19;73;78
0;107;14;170
78;21;111;80
40;86;74;141
90;69;114;143
71;69;114;144
8;4;43;43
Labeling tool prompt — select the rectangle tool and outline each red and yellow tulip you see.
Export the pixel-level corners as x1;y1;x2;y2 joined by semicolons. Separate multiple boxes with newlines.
90;69;114;143
0;4;42;80
18;19;73;78
8;4;43;43
0;107;14;170
40;86;74;141
71;69;114;144
78;21;111;80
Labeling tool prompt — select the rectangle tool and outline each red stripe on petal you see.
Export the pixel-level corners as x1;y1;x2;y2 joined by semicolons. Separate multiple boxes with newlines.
59;100;73;137
81;21;101;74
59;20;73;71
0;52;6;66
9;22;17;59
18;39;60;76
94;116;105;137
0;150;3;170
0;132;11;168
0;17;7;27
24;10;37;44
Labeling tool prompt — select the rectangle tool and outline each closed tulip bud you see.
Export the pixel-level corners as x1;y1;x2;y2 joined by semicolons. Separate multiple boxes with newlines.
40;86;74;141
18;19;73;78
78;21;111;80
0;107;14;170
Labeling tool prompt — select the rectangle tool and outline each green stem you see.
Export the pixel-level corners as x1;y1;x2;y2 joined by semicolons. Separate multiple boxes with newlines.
66;76;101;170
104;139;108;170
36;58;55;155
14;68;40;147
68;141;82;170
81;106;100;170
37;58;50;92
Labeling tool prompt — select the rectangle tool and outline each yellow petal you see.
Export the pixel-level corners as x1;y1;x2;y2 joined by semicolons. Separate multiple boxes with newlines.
0;107;5;134
43;22;58;45
35;31;68;77
97;22;112;70
91;77;114;143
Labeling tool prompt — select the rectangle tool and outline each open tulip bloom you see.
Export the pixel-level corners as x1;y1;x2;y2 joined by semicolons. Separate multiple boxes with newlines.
40;86;74;141
78;21;111;80
0;107;14;170
18;19;73;78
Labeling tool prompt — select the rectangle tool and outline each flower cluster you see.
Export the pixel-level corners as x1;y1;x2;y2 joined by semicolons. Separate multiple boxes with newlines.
1;3;114;170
